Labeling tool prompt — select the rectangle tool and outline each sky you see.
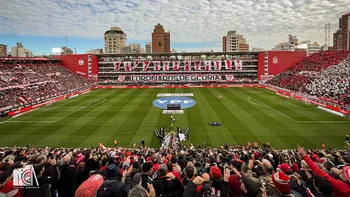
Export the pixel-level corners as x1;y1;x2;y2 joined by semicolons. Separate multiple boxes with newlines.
0;0;349;55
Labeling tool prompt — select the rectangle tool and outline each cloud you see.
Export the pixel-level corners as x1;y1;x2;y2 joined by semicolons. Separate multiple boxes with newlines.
0;0;349;50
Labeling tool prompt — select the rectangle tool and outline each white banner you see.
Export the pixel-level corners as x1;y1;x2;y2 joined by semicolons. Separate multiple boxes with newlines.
143;61;151;71
173;61;180;71
162;110;184;114
185;60;191;71
115;61;121;71
204;60;212;71
214;60;221;70
225;60;232;70
157;93;194;97
194;60;201;70
154;61;161;71
234;60;243;71
133;61;139;71
162;61;170;71
124;61;131;72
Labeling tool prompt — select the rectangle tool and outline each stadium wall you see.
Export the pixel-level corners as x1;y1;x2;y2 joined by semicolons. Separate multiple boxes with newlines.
258;51;307;80
53;54;99;79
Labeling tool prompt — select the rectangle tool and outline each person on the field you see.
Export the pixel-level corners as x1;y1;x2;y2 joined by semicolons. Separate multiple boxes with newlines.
219;95;222;100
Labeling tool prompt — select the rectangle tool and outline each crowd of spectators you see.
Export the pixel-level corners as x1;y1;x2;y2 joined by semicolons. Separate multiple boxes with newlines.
267;51;350;109
0;141;349;197
0;62;91;110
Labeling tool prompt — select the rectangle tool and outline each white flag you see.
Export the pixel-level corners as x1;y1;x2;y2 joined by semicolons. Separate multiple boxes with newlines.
114;61;121;71
173;61;180;71
162;61;170;71
143;61;151;71
195;60;201;70
225;60;232;70
214;60;221;70
185;60;191;71
154;61;161;71
204;60;212;71
234;60;243;71
133;61;139;71
124;61;131;72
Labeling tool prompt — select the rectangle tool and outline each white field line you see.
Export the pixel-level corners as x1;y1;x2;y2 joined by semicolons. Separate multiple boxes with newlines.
246;97;265;107
243;92;350;124
5;98;106;124
270;96;313;109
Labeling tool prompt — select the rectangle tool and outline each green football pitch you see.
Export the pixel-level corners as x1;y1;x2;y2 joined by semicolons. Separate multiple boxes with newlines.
0;88;349;149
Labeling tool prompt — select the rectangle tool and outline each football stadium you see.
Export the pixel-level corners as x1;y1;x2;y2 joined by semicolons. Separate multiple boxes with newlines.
1;1;350;197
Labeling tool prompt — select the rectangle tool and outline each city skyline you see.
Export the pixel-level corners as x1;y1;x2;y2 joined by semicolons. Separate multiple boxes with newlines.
0;0;349;55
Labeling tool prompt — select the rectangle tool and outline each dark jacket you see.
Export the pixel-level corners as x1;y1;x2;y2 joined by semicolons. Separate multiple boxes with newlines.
182;181;230;197
55;165;77;197
96;177;131;197
152;176;184;197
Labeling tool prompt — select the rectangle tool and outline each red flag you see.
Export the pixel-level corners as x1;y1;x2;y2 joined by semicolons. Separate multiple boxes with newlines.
214;60;221;70
204;60;212;71
225;60;232;70
195;60;201;70
185;60;191;71
162;61;169;71
173;61;180;71
115;62;121;71
143;61;151;71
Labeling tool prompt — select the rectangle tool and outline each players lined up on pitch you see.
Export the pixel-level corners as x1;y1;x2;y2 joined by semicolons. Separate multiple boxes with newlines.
0;141;350;197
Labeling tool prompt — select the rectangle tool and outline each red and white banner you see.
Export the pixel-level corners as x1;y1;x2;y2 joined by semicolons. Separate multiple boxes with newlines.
154;61;161;71
115;61;121;71
185;60;191;71
133;61;140;71
226;74;235;81
173;61;180;71
18;96;28;104
225;60;232;70
143;61;151;71
118;75;126;82
204;60;212;71
162;61;170;71
130;74;222;82
214;60;221;70
124;61;132;72
195;60;201;70
234;60;242;71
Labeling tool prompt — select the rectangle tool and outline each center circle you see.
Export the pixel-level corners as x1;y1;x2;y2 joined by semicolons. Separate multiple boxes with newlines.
153;96;196;109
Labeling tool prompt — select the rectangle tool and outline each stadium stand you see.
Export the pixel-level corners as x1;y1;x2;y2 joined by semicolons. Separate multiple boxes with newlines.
0;143;349;197
267;51;350;110
0;61;91;111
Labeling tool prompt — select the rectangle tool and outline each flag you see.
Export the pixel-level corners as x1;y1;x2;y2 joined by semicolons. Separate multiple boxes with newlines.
226;74;235;82
143;61;151;71
115;61;121;71
214;60;221;70
124;61;131;72
173;61;180;71
204;60;212;71
162;61;170;71
234;60;243;71
185;60;191;71
195;60;201;70
225;60;232;70
18;96;28;104
133;61;139;71
154;61;161;71
118;75;125;82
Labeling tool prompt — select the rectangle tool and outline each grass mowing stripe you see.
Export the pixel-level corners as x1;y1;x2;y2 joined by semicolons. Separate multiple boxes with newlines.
219;88;296;148
185;88;212;146
194;88;238;146
37;89;138;147
105;89;157;147
58;89;143;147
4;91;106;147
236;89;324;148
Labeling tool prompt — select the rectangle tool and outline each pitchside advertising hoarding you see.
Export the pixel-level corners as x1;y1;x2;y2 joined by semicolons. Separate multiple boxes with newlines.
118;74;235;82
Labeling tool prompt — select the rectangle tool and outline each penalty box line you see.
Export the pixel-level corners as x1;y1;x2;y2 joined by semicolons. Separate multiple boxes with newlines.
243;93;350;124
